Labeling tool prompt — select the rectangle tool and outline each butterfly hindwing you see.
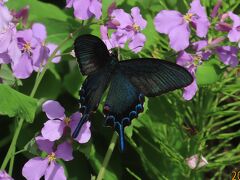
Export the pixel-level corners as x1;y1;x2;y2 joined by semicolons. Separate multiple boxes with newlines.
103;70;145;151
74;34;111;75
72;68;111;138
119;58;193;97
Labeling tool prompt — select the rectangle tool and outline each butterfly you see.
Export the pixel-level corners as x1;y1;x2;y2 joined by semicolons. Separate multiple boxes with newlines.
72;34;193;151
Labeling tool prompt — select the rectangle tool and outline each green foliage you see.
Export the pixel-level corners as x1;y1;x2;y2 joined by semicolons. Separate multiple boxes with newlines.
0;84;38;123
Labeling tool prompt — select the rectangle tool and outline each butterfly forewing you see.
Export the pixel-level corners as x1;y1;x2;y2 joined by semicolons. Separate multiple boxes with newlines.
119;59;193;97
74;34;111;75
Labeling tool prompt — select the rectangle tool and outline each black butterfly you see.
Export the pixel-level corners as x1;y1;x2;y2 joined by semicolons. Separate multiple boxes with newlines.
72;34;193;151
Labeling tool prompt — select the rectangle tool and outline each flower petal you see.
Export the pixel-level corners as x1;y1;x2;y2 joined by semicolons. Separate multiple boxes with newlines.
45;161;66;180
183;78;198;100
32;45;49;71
69;111;81;131
73;0;92;20
131;7;147;30
55;142;73;161
0;6;12;32
74;121;91;143
128;33;146;53
16;29;33;42
12;53;33;79
22;157;48;180
189;0;210;37
42;100;65;120
192;40;208;51
154;10;183;34
89;0;102;19
41;120;65;141
111;9;133;28
216;46;239;67
193;18;210;37
0;52;11;64
189;0;208;19
169;23;190;51
0;27;12;53
8;38;21;62
47;43;61;63
32;23;47;42
0;170;13;180
228;28;240;42
186;154;208;169
228;12;240;27
66;0;74;8
35;135;54;154
177;51;194;67
100;25;114;50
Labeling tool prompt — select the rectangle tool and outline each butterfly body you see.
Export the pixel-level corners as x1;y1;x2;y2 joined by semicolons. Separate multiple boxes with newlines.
72;34;193;151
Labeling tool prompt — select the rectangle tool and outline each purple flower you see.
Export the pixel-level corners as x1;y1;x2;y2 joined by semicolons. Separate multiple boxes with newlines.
12;29;39;79
215;46;239;67
193;39;239;67
102;7;147;53
0;5;12;32
154;0;210;51
0;170;14;180
0;23;20;65
41;100;91;143
211;0;222;18
12;23;60;79
177;51;200;100
227;12;240;43
22;136;71;180
66;0;102;20
12;6;29;27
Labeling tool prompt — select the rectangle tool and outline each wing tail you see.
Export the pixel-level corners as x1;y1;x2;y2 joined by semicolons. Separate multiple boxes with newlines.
115;122;125;152
72;114;89;138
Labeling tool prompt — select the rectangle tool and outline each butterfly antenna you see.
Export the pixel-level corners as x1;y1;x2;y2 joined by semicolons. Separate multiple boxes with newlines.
115;122;125;152
72;114;89;138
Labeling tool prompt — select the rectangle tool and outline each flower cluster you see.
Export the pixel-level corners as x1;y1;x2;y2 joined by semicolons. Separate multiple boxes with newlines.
100;4;147;53
22;100;91;180
154;0;239;100
0;3;61;79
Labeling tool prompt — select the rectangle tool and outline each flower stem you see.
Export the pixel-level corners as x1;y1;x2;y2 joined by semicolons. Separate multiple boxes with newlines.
96;132;118;180
8;147;15;176
1;118;24;170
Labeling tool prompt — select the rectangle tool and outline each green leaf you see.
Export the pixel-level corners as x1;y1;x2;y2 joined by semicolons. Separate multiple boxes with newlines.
196;60;221;85
63;64;83;98
24;137;41;156
0;64;22;86
7;0;68;22
0;84;38;122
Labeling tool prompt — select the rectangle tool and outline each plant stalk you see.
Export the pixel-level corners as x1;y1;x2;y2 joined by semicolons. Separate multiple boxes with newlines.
96;132;118;180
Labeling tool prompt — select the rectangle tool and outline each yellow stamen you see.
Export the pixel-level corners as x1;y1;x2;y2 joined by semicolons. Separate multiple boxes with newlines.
47;152;56;162
23;42;32;54
184;13;193;22
64;117;71;126
193;55;202;66
133;23;140;32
